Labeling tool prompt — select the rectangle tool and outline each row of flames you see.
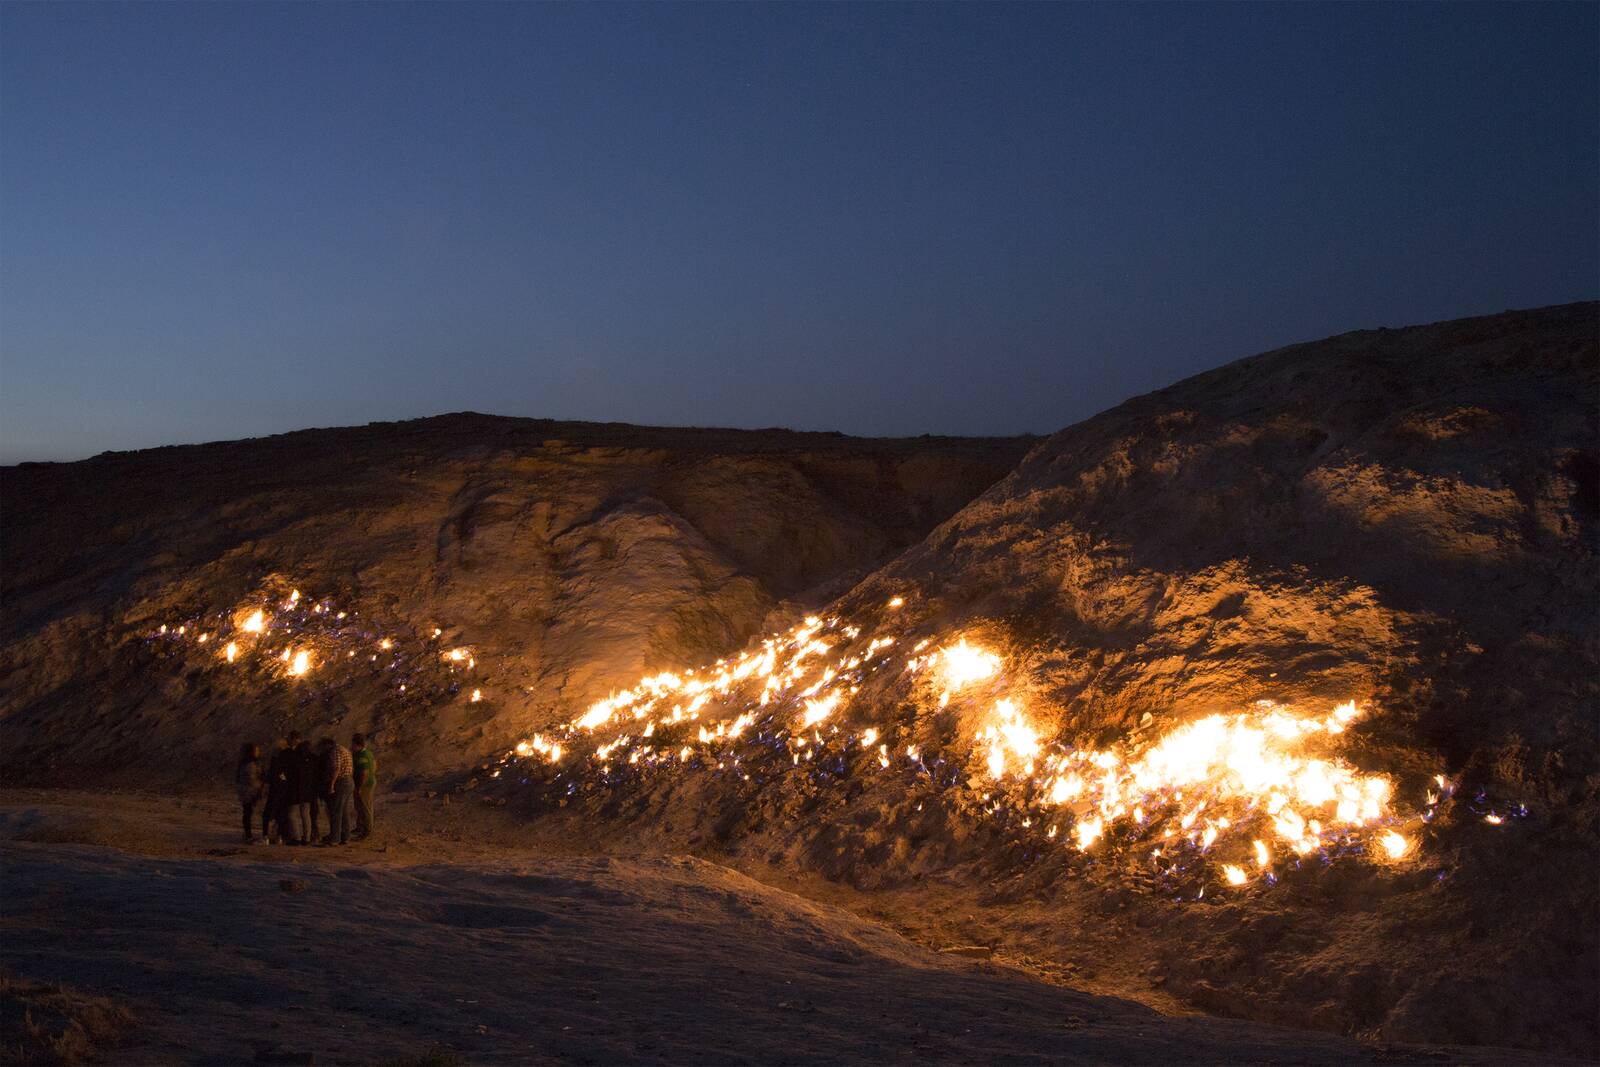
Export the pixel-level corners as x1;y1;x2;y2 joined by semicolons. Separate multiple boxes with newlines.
150;585;1509;890
487;598;1482;888
149;588;482;699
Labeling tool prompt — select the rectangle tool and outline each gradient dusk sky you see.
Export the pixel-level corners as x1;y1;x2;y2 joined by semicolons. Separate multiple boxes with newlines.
2;2;1595;463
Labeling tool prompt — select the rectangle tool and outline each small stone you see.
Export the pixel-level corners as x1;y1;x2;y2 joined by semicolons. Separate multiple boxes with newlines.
940;944;994;959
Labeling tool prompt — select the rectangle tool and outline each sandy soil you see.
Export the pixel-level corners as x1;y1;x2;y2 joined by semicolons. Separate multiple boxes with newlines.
0;789;1569;1067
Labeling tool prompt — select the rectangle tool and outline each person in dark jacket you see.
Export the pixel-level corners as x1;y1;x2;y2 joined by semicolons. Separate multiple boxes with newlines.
235;742;266;844
265;734;298;844
290;736;320;846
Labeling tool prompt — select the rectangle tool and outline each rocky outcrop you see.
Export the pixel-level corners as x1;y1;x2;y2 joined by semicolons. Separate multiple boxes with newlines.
0;415;1032;784
3;303;1596;1055
509;302;1597;1056
852;300;1598;764
818;300;1598;1054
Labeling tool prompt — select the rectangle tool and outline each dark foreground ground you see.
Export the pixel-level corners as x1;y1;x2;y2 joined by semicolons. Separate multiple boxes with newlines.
0;790;1573;1066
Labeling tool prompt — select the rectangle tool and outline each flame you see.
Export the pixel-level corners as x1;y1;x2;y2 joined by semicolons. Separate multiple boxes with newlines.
801;692;840;728
150;581;1483;893
940;639;999;689
979;698;1040;779
1049;773;1084;804
1380;830;1410;859
516;735;562;762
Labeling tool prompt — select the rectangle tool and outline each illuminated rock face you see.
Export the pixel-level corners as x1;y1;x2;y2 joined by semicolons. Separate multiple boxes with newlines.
0;305;1595;1055
477;301;1597;1056
852;301;1599;766
818;301;1597;1056
0;416;1031;783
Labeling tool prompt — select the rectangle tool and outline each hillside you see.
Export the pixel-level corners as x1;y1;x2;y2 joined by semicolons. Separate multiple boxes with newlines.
0;416;1032;785
483;302;1598;1054
2;303;1596;1056
824;299;1600;1051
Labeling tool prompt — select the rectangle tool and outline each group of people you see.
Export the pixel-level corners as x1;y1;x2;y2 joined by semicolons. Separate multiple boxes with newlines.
235;732;377;846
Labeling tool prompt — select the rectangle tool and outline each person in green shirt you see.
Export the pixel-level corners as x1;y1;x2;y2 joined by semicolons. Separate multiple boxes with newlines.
351;733;377;840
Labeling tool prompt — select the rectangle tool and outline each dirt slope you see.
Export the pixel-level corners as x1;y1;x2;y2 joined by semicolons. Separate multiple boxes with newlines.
2;304;1595;1057
853;301;1598;754
0;416;1030;786
819;300;1600;1054
505;302;1598;1055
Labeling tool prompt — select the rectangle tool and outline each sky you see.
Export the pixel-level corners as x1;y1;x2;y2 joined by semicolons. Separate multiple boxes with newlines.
1;3;1595;463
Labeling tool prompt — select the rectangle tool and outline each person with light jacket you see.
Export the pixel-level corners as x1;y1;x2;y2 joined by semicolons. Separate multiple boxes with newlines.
320;737;355;846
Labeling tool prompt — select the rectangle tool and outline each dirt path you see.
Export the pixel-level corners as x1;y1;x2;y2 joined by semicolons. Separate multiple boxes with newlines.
0;791;1560;1065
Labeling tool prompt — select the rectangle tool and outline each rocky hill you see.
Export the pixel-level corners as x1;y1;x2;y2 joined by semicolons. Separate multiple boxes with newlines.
490;301;1597;1055
0;416;1033;784
2;303;1595;1056
824;299;1600;1053
853;301;1598;759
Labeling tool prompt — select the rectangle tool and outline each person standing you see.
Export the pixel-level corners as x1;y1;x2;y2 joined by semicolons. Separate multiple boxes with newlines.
265;735;298;844
351;734;377;840
312;735;333;843
321;736;355;846
235;742;266;844
289;734;319;846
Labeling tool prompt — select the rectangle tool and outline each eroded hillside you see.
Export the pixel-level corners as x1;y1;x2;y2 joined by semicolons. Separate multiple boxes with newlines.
0;416;1032;784
465;303;1598;1055
3;304;1596;1056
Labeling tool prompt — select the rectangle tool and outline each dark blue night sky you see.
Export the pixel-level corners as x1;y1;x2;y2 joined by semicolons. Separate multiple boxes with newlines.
2;2;1594;462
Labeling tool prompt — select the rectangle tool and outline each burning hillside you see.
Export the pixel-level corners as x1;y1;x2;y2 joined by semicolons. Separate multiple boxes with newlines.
0;417;1030;786
498;607;1450;888
137;586;1460;892
1;303;1596;1056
